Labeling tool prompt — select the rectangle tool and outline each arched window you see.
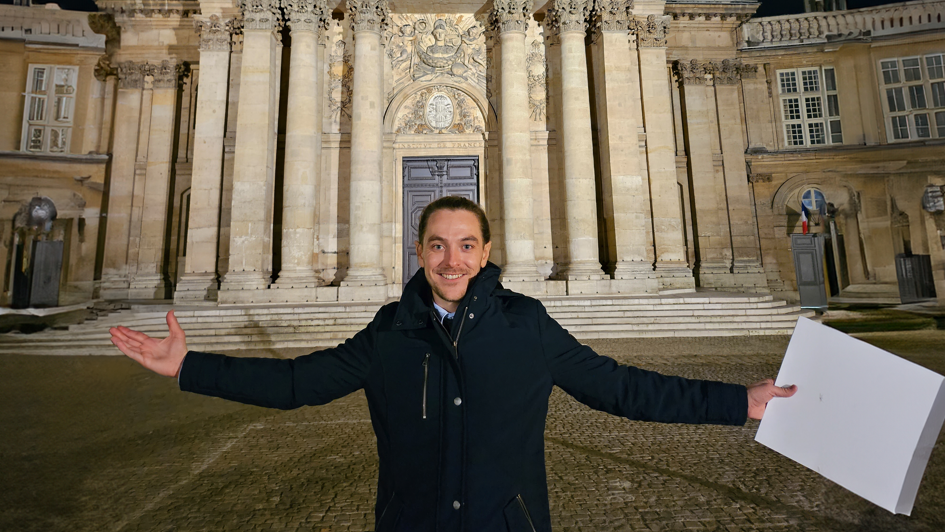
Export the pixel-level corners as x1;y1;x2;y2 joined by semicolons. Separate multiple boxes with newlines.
801;188;827;212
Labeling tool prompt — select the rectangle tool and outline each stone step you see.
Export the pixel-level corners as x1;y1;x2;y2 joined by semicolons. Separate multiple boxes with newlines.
0;294;811;356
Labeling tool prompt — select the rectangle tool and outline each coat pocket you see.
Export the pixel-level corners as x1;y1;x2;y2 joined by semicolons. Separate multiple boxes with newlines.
503;494;538;532
376;492;404;532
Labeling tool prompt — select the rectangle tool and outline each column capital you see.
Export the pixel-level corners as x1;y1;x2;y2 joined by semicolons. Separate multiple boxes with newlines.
149;59;187;90
589;0;630;36
283;0;330;34
673;59;710;86
195;14;240;52
549;0;590;35
711;59;741;85
117;61;147;89
491;0;534;35
631;14;668;48
346;0;390;34
239;0;284;33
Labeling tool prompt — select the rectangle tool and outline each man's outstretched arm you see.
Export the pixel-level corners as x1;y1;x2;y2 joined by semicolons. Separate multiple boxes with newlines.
110;310;188;378
109;309;379;410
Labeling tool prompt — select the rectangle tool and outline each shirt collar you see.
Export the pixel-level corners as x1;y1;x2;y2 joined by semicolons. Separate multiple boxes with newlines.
432;301;455;322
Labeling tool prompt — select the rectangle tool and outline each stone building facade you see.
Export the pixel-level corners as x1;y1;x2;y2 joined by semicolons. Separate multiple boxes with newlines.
0;0;943;307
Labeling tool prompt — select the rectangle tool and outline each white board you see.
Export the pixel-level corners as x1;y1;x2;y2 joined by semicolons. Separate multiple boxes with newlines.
755;317;945;515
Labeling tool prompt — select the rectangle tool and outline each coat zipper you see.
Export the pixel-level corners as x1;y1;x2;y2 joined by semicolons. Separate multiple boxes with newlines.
516;494;537;532
421;353;430;420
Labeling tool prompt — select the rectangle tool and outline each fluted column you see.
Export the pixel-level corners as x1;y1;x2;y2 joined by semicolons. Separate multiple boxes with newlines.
550;0;604;281
633;15;694;290
492;0;542;282
219;0;283;299
713;60;766;287
100;62;145;299
342;0;389;286
674;59;730;286
129;60;184;299
176;15;237;302
589;1;653;287
274;0;328;290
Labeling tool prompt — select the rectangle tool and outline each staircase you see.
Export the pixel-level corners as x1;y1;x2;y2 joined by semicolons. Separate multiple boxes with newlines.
0;292;812;356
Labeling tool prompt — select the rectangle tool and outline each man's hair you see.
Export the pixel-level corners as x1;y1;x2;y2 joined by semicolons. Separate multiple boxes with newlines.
417;196;491;245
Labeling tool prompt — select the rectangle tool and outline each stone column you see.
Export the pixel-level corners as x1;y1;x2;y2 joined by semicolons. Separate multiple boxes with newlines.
674;59;730;287
219;0;283;300
274;0;328;290
549;0;604;284
492;0;542;282
129;60;184;299
713;60;767;289
341;0;389;293
100;62;145;299
176;16;238;302
588;0;654;292
633;15;694;290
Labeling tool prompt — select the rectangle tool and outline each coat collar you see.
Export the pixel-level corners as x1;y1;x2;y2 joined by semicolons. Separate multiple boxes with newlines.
392;262;502;331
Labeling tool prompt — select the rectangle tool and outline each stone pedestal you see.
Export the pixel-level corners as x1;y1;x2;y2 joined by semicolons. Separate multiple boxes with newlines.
342;0;389;287
634;15;694;291
551;0;605;282
493;0;543;283
273;2;327;295
100;62;145;300
219;0;283;303
177;16;236;302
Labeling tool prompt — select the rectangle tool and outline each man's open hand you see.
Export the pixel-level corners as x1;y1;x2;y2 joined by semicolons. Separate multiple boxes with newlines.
109;310;188;377
747;379;797;420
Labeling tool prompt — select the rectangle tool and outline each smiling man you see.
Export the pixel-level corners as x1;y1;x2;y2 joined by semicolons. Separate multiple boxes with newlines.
110;196;795;532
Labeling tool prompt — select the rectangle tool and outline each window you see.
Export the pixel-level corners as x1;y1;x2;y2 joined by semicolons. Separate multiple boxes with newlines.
20;64;77;154
802;189;827;212
778;67;842;147
879;53;945;141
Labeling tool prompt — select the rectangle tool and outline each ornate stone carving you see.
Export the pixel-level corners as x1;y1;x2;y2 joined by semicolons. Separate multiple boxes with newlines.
88;13;120;43
526;39;547;121
195;14;239;52
101;6;198;18
282;0;329;34
327;39;354;122
150;60;186;89
712;59;739;85
395;86;484;135
386;16;486;88
590;0;631;36
117;61;146;89
749;173;773;183
491;0;534;35
739;63;759;79
240;0;283;32
632;14;668;47
94;55;117;81
549;0;590;35
346;0;389;34
674;59;709;86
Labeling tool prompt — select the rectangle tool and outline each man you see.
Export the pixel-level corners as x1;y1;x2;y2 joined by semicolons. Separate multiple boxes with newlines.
111;196;796;532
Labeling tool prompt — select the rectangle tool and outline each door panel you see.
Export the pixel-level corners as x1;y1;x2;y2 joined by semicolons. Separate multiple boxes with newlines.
403;156;479;284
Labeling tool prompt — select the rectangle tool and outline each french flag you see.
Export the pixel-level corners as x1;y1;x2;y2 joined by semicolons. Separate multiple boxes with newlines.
800;204;810;235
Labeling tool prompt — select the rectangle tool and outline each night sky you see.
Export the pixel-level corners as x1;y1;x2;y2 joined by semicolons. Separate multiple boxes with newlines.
3;0;909;18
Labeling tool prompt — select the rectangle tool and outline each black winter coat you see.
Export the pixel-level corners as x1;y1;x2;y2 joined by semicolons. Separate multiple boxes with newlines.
179;262;749;531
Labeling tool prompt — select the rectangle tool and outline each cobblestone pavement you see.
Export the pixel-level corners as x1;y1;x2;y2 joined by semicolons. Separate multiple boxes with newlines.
2;331;944;531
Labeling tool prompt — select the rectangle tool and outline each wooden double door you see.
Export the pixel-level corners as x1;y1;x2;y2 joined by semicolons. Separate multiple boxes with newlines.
402;156;479;284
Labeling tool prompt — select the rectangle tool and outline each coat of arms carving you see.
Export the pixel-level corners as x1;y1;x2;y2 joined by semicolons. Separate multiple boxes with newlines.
387;15;487;90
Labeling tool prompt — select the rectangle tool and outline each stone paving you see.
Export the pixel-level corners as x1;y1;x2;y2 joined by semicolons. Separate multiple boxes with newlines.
2;332;944;531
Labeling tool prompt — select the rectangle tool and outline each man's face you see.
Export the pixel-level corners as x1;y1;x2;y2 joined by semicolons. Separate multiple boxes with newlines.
416;209;491;313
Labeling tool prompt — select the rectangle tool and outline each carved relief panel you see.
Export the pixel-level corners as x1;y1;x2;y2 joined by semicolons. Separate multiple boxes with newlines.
394;85;484;134
386;14;487;97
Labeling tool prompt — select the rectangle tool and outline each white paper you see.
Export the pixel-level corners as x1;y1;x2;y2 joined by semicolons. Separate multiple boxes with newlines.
755;317;945;515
